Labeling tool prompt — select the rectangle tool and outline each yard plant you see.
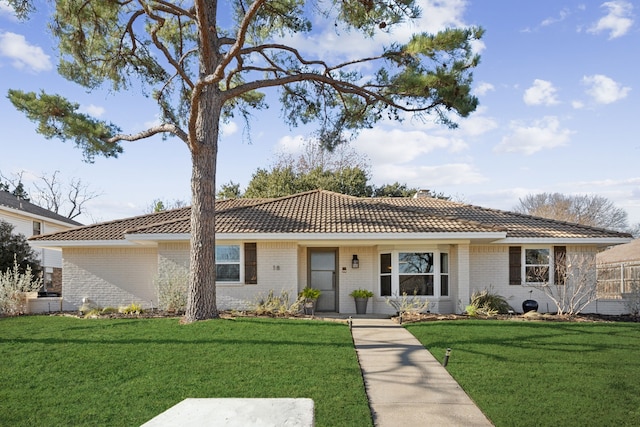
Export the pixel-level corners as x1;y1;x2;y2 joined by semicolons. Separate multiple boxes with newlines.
0;316;371;426
407;320;640;427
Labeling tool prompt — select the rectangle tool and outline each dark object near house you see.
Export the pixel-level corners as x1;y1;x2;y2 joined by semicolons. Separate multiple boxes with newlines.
522;299;538;313
38;291;61;297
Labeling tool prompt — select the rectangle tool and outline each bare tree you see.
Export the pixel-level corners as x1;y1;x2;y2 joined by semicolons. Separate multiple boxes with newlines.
31;171;101;220
529;251;599;315
514;193;628;231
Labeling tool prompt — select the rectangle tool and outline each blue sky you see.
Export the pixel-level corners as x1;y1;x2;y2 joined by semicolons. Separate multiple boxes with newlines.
0;0;638;227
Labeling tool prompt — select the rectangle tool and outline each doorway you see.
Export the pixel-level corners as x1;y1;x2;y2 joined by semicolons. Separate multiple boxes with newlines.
309;249;337;312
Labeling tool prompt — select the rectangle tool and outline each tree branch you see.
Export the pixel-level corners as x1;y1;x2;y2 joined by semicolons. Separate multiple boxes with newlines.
107;123;188;144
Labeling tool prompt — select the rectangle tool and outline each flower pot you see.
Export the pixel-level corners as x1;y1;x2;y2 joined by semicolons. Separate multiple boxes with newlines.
303;300;316;316
522;299;538;313
354;297;369;314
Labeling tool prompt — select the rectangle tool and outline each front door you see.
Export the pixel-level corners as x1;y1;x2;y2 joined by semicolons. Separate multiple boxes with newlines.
309;249;337;312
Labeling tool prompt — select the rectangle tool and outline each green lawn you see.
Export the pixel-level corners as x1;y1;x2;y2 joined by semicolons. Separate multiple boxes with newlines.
0;316;372;427
406;320;640;427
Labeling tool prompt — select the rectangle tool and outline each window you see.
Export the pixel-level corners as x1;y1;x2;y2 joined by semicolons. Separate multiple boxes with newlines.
215;243;258;284
216;245;241;282
380;253;392;296
525;248;550;284
399;252;434;295
244;243;257;284
510;246;558;285
440;253;449;296
380;250;448;297
32;221;41;236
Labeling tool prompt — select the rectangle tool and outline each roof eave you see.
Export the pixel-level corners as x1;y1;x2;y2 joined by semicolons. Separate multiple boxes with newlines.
498;237;633;246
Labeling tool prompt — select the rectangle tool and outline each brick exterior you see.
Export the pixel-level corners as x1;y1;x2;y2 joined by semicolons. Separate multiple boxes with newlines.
56;241;627;315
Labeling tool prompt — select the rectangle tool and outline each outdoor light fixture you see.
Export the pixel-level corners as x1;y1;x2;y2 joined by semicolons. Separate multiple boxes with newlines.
352;254;359;269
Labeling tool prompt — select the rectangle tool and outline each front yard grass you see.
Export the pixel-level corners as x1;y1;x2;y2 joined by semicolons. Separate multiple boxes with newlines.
406;320;640;427
0;316;371;427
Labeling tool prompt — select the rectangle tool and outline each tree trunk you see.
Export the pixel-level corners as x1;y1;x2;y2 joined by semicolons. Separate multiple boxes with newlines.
184;85;222;322
183;0;222;323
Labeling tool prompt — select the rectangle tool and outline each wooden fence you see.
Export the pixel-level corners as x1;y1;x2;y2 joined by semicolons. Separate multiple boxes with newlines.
597;261;640;298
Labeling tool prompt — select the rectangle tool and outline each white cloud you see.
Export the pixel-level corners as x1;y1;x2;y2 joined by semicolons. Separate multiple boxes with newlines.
457;107;498;136
474;82;495;96
571;100;585;109
588;1;634;39
0;31;52;72
0;1;17;20
281;0;470;65
353;127;465;165
221;121;239;137
81;104;106;118
523;79;560;106
495;116;573;155
372;162;487;188
275;134;306;154
582;74;630;104
541;8;570;26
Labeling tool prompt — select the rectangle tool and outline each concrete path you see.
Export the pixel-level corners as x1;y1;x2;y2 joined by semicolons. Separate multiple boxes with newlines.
351;318;493;427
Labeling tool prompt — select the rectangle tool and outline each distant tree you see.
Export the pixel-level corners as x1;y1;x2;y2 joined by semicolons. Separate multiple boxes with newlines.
145;198;188;214
0;172;30;201
244;167;300;198
514;193;629;231
31;171;101;220
373;182;419;198
1;170;100;219
217;181;242;199
7;0;482;322
0;220;41;276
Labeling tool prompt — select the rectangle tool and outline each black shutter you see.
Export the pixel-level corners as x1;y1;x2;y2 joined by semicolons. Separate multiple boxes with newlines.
509;246;521;285
554;246;566;286
244;243;257;284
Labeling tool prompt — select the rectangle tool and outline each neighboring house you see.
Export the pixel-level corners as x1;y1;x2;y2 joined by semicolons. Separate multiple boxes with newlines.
1;190;82;293
596;239;640;299
30;190;632;315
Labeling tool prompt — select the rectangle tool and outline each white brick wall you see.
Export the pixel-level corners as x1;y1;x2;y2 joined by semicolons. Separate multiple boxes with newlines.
63;247;158;309
468;245;627;315
59;241;628;316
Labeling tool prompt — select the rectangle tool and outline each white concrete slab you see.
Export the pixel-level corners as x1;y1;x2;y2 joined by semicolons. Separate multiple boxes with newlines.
141;398;314;427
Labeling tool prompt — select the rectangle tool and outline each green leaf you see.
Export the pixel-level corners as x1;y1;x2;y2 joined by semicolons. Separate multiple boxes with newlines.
7;90;122;163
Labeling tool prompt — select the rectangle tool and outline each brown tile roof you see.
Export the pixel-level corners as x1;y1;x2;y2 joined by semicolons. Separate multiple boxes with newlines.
30;190;631;242
597;239;640;264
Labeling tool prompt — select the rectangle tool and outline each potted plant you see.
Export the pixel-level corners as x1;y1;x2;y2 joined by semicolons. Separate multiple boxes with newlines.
299;287;321;315
350;288;374;314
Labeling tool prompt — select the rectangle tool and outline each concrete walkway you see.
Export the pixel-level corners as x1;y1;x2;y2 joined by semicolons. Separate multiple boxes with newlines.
351;318;493;427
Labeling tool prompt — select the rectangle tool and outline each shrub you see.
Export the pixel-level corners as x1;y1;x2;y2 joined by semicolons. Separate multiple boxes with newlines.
350;288;374;298
155;263;188;313
252;289;302;316
119;303;143;315
385;291;430;316
299;287;321;300
0;256;42;316
467;287;511;316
